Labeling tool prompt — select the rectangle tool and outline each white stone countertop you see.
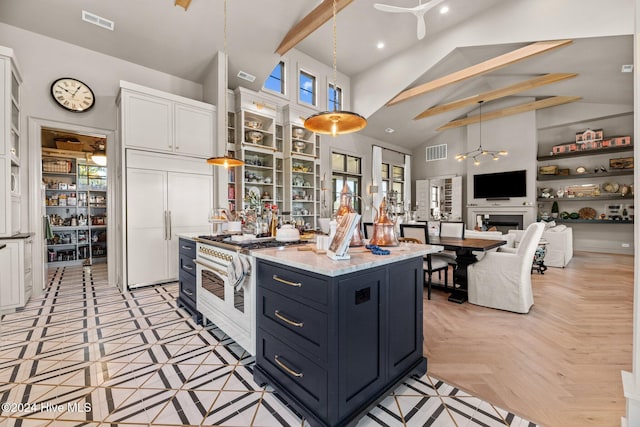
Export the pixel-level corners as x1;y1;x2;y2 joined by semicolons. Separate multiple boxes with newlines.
251;243;443;277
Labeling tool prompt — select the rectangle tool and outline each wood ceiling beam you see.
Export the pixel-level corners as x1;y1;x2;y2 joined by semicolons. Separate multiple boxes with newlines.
275;0;353;56
437;96;582;131
414;73;578;120
387;39;573;106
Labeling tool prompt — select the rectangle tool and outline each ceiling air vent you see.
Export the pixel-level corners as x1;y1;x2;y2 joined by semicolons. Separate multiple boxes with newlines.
82;10;115;31
426;144;447;162
237;71;256;83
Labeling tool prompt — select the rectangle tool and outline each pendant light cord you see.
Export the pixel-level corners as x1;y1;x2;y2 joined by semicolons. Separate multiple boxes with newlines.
332;0;337;111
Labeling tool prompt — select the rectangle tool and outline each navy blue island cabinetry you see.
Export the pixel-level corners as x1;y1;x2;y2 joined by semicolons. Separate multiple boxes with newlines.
254;255;426;427
177;237;202;324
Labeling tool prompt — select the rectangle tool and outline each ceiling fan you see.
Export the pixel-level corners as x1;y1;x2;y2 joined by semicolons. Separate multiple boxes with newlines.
374;0;446;40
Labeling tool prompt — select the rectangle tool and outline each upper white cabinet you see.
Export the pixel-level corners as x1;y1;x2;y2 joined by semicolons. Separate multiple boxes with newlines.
0;46;22;237
119;81;215;158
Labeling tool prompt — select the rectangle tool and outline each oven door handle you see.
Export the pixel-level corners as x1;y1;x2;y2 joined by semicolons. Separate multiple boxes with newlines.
195;259;228;278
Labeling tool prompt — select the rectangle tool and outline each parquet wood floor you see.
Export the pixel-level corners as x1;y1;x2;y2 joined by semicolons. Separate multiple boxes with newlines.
424;251;633;427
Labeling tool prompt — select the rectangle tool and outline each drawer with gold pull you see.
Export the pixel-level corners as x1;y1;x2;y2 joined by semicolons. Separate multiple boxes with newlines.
257;328;328;418
258;261;328;306
259;287;328;362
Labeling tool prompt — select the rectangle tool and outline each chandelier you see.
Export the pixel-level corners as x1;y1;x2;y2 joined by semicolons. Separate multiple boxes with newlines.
206;0;244;168
455;101;507;165
304;0;366;136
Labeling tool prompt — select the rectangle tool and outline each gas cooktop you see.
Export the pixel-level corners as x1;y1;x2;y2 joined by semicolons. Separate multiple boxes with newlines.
197;235;308;251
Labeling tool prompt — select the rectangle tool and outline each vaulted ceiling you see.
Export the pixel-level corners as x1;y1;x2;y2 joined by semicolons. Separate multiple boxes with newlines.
0;0;634;149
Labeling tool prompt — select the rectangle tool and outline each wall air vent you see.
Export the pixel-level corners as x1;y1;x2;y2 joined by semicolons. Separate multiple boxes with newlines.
82;10;115;31
426;144;447;161
237;70;256;83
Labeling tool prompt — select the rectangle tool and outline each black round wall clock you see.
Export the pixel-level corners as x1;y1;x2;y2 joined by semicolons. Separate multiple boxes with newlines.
50;77;95;113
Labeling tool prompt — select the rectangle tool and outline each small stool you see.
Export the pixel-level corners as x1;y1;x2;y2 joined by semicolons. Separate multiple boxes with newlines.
531;239;548;274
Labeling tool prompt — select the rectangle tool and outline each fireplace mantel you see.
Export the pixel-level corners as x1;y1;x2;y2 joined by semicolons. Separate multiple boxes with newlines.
466;204;536;231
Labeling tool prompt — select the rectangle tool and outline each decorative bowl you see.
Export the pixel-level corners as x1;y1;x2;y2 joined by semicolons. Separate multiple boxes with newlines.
293;140;306;152
292;128;305;139
245;120;263;130
246;131;263;144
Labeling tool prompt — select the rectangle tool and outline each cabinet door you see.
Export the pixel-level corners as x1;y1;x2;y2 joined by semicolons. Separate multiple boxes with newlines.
166;171;212;279
122;91;173;153
126;168;169;287
174;103;214;158
387;258;423;380
337;269;385;418
0;160;7;236
0;240;23;309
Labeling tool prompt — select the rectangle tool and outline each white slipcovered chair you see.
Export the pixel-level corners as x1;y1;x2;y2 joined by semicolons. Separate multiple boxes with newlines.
467;222;545;314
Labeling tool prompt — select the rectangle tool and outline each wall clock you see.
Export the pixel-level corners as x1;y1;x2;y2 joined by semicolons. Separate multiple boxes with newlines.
50;77;95;112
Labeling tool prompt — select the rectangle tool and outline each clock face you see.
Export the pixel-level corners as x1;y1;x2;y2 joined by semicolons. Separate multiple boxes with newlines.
50;78;95;112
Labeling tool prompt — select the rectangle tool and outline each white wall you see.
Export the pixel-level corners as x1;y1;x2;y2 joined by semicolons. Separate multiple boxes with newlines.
0;23;205;232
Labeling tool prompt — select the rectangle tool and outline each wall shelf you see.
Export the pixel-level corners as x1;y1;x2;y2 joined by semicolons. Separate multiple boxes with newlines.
537;146;633;161
537;169;633;181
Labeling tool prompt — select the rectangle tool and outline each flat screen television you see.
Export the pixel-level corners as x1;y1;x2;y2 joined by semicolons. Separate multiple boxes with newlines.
473;170;527;199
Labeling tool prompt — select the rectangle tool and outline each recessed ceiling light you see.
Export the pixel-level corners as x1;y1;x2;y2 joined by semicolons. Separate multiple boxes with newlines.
385;128;395;133
440;5;449;14
376;42;385;49
621;64;633;73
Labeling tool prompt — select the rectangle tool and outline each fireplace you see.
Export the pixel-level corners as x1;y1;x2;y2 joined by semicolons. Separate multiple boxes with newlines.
477;214;524;233
467;205;535;233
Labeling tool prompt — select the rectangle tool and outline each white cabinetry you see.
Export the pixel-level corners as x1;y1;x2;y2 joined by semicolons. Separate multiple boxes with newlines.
0;46;22;237
125;151;212;288
0;236;32;312
415;176;462;221
119;81;215;158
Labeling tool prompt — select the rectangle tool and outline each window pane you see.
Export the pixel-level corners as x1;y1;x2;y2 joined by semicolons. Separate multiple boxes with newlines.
265;61;285;94
346;156;360;174
328;84;342;111
381;181;388;196
381;164;389;179
332;153;345;171
392;166;404;180
332;174;361;214
299;71;316;105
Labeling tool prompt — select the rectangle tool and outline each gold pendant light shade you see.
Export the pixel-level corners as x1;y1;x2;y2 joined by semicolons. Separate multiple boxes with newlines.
304;0;366;137
206;155;244;168
304;111;367;136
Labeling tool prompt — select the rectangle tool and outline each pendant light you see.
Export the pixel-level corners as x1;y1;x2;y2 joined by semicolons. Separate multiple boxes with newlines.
91;142;107;166
304;0;366;136
206;0;244;168
454;101;507;165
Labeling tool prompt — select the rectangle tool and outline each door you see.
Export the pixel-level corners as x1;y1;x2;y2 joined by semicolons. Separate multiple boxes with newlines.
122;91;173;153
174;103;214;158
166;171;212;279
126;168;168;287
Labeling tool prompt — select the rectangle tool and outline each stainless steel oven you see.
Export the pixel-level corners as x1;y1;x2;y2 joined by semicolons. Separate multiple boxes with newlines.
195;242;255;355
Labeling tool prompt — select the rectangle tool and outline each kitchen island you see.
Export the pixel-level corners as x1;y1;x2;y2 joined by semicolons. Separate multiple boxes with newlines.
252;243;442;427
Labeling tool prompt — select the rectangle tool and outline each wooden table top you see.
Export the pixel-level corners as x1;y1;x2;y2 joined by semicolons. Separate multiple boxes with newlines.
428;236;507;252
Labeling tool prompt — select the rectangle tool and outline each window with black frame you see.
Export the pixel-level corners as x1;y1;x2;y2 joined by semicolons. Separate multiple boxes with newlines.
331;152;361;215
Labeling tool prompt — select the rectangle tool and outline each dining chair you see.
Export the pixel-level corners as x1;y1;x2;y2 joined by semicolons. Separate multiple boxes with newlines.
400;223;448;299
467;222;545;313
434;221;465;277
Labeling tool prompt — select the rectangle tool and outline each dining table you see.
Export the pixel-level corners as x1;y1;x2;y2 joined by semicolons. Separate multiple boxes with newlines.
428;236;507;303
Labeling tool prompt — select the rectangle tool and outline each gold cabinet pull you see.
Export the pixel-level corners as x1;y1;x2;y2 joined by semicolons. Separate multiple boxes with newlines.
275;310;304;328
272;275;302;287
274;355;303;378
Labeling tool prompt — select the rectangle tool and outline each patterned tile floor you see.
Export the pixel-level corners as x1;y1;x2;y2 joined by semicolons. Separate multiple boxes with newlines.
0;265;537;426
